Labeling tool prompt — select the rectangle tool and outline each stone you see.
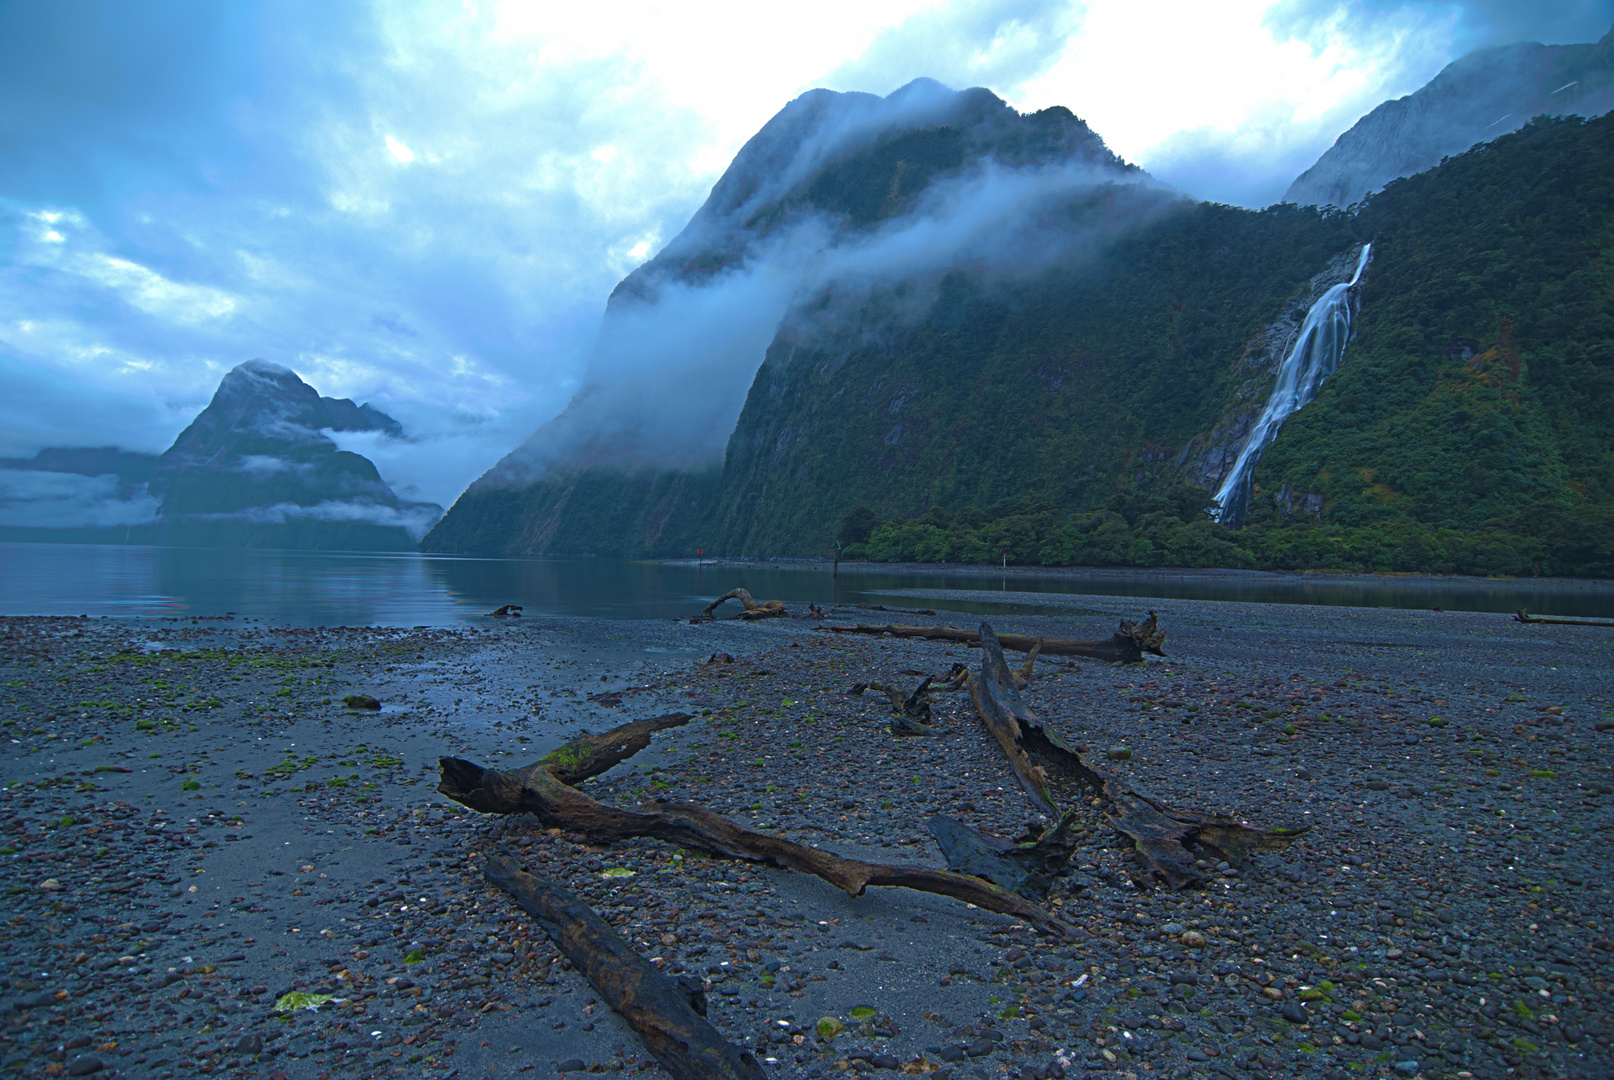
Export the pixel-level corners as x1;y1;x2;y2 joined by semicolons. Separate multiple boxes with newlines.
557;1059;586;1072
1281;1002;1308;1024
1181;931;1207;948
1393;1062;1419;1077
65;1058;103;1076
1106;746;1132;761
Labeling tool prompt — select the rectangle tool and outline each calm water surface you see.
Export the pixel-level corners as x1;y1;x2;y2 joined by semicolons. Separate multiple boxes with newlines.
1;542;1609;625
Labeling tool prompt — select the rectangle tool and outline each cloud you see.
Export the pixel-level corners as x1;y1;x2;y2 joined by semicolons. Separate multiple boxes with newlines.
185;498;442;540
0;469;159;528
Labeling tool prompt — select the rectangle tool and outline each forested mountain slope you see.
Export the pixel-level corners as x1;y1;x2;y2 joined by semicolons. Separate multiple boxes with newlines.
429;112;1614;577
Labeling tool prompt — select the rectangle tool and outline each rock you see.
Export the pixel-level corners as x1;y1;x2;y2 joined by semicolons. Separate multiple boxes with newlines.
65;1058;102;1076
39;879;61;891
1281;1001;1308;1024
816;1017;844;1039
1106;745;1132;761
872;1054;900;1069
1366;780;1389;790
557;1059;586;1072
1393;1062;1419;1077
1180;931;1207;948
965;1038;995;1057
343;695;381;711
235;1034;263;1056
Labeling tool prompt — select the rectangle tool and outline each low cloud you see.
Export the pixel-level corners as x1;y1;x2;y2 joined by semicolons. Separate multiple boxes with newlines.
184;499;442;540
0;469;159;529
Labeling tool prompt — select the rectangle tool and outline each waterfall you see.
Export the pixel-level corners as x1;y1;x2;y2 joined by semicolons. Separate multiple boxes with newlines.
1213;243;1371;523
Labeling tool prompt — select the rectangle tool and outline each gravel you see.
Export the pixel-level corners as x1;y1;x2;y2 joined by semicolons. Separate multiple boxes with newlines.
1;594;1610;1080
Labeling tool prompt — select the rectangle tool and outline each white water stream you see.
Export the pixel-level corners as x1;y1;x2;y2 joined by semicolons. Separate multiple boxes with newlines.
1213;243;1371;522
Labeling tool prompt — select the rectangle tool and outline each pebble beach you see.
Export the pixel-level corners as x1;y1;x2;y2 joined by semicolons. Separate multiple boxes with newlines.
2;592;1611;1080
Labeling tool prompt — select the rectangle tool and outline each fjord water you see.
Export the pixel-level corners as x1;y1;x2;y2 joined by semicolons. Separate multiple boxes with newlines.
1;541;1609;625
1215;244;1373;522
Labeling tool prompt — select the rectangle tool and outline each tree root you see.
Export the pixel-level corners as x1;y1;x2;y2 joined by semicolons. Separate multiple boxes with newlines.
702;588;788;620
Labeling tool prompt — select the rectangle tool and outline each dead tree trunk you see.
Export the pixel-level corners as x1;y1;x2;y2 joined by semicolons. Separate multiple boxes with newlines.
967;623;1307;889
821;614;1166;662
702;588;788;620
485;851;766;1080
438;723;1078;938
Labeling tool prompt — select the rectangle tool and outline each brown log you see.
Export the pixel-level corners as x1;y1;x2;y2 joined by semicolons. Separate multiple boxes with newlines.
702;588;788;620
438;726;1079;938
438;715;692;809
1515;608;1614;628
820;614;1166;662
484;850;766;1080
967;644;1056;815
968;623;1307;889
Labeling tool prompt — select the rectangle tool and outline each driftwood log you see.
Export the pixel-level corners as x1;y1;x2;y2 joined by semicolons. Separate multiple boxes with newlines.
438;721;1079;938
485;851;766;1080
967;623;1307;889
1515;608;1614;628
702;589;788;620
821;613;1166;663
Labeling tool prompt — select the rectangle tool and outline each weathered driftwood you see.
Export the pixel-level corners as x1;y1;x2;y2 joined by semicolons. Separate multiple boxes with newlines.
1515;608;1614;628
850;677;943;735
1012;640;1042;691
968;623;1307;889
926;812;1084;900
485;851;765;1080
856;602;939;616
821;614;1166;663
438;722;1079;938
702;588;788;620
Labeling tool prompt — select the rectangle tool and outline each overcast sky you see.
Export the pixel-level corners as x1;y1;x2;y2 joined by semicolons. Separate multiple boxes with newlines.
1;0;1609;508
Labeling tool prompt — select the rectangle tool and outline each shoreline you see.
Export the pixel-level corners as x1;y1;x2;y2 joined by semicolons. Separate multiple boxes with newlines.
671;557;1614;596
2;602;1611;1079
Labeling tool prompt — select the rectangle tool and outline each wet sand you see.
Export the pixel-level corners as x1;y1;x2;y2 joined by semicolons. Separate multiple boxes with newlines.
1;598;1610;1080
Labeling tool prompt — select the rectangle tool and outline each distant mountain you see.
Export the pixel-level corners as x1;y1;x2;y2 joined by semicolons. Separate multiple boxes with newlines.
1286;25;1614;207
0;361;440;549
426;79;1164;554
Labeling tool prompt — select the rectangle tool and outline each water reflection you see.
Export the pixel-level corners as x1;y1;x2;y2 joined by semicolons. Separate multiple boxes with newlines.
1;541;1609;625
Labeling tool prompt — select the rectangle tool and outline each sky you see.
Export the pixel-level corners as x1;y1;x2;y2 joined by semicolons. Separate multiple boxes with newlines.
1;0;1609;511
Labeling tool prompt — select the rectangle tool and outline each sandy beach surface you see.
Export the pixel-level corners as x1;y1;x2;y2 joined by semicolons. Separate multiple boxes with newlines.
2;593;1611;1080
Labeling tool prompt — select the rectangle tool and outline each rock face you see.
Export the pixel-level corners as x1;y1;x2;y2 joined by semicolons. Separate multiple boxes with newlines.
144;360;439;549
428;80;1152;554
1285;26;1614;208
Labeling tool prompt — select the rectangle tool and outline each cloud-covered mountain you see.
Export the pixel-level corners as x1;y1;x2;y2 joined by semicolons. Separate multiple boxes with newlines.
427;80;1173;552
1286;24;1614;207
0;361;440;548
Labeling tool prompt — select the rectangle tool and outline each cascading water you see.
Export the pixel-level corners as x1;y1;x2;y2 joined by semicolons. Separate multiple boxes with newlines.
1213;243;1371;523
